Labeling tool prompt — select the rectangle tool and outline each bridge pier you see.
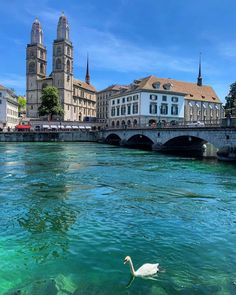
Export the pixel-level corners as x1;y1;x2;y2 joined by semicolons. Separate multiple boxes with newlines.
217;146;236;162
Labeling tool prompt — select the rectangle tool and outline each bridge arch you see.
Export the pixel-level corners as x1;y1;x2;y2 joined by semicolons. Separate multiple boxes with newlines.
105;133;121;145
161;135;207;157
126;134;154;150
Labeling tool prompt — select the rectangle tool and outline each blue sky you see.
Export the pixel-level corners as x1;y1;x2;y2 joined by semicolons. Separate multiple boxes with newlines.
0;0;236;101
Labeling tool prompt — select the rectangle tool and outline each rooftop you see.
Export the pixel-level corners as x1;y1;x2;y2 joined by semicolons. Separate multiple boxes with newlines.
120;75;221;103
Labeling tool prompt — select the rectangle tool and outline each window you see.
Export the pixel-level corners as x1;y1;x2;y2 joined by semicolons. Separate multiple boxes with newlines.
112;100;115;105
116;107;120;116
56;58;62;70
0;92;2;97
150;95;157;100
121;105;126;115
67;60;70;73
162;95;167;102
133;103;138;114
171;104;178;115
111;107;115;117
127;96;132;102
149;103;157;114
28;62;35;73
171;96;178;102
0;100;1;104
67;47;71;56
117;99;120;104
152;82;160;89
57;47;62;56
122;97;125;103
133;95;138;101
40;63;44;74
160;103;168;115
127;104;131;115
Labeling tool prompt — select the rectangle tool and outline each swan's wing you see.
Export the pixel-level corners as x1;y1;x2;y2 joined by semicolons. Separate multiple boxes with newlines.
136;263;159;277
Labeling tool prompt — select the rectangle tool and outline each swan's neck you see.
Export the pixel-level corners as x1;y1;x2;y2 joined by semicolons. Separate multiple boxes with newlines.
128;259;136;276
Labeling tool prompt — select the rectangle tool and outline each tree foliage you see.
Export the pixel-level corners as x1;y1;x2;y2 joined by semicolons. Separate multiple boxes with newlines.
225;82;236;116
38;86;64;120
18;96;26;113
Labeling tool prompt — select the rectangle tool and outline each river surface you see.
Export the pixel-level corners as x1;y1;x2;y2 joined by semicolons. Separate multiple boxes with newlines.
0;143;235;295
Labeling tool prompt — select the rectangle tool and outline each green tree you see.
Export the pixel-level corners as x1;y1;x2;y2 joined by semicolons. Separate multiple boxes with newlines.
38;86;64;121
225;82;236;116
18;96;26;113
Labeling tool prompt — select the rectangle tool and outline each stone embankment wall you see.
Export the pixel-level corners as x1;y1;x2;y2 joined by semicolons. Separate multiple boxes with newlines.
0;131;98;142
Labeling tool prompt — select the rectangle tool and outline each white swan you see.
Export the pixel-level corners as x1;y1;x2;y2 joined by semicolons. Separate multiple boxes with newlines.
124;256;159;277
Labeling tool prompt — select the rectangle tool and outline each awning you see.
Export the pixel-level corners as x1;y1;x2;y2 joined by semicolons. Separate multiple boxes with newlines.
72;126;79;129
195;103;200;108
58;125;64;129
188;102;193;107
202;104;207;109
79;126;85;129
209;105;213;109
215;105;219;110
85;126;92;129
43;125;50;128
65;126;72;129
16;125;31;129
50;125;58;129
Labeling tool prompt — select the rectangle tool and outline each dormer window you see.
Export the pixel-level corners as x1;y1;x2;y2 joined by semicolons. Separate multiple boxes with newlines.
163;83;172;90
202;95;205;99
152;82;161;89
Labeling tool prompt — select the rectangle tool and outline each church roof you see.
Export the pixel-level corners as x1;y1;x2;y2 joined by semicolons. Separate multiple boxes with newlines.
73;79;96;92
121;75;221;103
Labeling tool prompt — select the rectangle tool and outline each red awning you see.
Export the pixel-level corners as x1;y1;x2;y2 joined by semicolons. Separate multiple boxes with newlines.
15;125;31;129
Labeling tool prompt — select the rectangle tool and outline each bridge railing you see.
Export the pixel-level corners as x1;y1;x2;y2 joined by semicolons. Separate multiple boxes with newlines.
105;119;222;130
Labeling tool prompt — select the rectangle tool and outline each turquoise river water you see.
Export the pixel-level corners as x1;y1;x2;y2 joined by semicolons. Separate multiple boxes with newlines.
0;143;235;295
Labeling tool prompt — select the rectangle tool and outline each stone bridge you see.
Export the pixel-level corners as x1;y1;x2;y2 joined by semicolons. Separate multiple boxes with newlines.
99;127;236;160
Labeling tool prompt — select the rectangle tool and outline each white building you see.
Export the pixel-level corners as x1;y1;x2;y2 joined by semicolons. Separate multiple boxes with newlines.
0;85;19;129
108;75;223;128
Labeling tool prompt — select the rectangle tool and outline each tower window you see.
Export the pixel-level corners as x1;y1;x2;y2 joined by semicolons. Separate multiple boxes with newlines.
29;62;35;74
56;58;62;70
67;47;71;56
57;47;62;55
67;60;70;73
40;63;44;74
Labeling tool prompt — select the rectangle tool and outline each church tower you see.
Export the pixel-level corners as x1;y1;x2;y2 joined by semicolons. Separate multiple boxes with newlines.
52;13;73;120
26;18;47;117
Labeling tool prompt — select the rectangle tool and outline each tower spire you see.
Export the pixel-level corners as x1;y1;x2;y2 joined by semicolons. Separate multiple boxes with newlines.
85;54;90;85
197;52;202;86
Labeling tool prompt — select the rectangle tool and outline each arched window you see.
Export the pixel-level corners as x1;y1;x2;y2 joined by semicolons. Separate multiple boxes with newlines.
40;63;44;74
29;62;35;74
67;60;70;73
57;47;62;56
56;58;62;70
127;120;131;126
67;46;71;56
116;121;120;127
112;121;115;127
133;119;138;126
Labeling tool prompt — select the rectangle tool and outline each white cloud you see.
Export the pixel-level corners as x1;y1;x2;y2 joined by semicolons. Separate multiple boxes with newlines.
73;26;206;75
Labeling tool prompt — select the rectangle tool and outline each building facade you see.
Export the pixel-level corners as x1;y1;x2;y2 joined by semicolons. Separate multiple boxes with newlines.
0;85;19;129
108;75;223;128
96;85;128;124
26;14;96;122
